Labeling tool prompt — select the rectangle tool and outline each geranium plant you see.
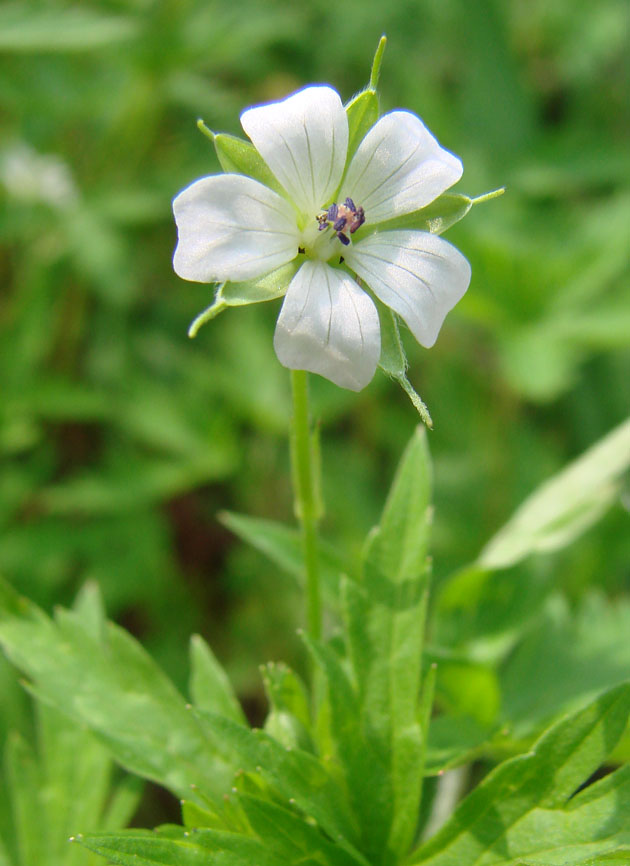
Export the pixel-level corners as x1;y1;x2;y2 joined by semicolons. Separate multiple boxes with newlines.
0;36;629;866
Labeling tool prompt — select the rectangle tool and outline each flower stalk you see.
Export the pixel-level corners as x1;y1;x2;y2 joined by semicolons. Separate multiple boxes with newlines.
289;369;322;641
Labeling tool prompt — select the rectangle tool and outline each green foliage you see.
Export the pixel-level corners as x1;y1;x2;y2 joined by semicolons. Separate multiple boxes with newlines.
0;586;142;865
479;416;630;570
0;578;235;805
1;424;629;863
411;684;630;865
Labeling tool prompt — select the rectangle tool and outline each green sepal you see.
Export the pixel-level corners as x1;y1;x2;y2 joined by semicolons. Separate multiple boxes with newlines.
377;301;433;428
373;193;473;236
366;188;505;237
188;261;299;338
345;89;379;164
204;126;285;196
222;260;299;306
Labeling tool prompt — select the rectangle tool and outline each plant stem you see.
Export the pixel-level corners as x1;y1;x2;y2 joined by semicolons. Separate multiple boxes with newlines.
290;369;322;641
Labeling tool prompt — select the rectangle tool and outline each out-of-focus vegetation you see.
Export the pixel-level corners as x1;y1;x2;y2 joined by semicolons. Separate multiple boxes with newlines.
0;0;628;829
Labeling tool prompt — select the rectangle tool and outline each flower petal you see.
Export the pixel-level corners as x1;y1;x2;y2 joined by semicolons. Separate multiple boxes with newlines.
342;111;463;224
241;86;348;217
173;174;299;283
274;260;380;391
344;230;471;347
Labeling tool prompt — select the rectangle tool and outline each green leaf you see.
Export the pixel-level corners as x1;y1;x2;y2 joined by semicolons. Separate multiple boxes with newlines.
192;711;367;865
377;302;433;427
261;661;313;751
0;4;138;51
189;634;246;724
479;416;630;570
343;427;432;858
77;827;280;866
345;90;379;164
424;713;495;776
0;577;235;805
218;510;349;606
411;683;630;865
301;632;394;863
181;800;229;831
500;593;630;737
238;794;363;866
5;732;44;866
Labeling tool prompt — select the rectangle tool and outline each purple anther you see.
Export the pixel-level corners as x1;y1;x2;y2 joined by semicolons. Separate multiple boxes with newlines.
327;203;338;221
333;216;347;232
345;197;356;211
349;206;365;234
337;232;350;246
318;221;328;231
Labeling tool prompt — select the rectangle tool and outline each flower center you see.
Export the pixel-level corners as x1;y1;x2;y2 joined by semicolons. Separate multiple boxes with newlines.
316;197;365;246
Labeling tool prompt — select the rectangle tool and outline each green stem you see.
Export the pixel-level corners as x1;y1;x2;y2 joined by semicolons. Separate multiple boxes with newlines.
290;369;322;642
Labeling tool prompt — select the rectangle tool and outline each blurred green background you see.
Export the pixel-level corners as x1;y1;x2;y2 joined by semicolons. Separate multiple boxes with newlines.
1;0;629;825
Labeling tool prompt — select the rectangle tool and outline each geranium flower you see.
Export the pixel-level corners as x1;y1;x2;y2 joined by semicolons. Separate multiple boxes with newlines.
173;85;471;391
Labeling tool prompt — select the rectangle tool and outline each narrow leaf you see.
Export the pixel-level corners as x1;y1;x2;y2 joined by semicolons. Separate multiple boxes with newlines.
189;634;246;724
301;632;394;863
77;827;279;866
218;510;349;604
238;794;362;866
5;732;44;866
344;427;433;858
479;417;630;570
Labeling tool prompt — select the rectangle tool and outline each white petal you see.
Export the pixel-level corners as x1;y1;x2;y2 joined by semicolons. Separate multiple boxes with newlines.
273;261;380;391
173;174;299;283
345;230;471;347
241;86;348;217
343;111;463;224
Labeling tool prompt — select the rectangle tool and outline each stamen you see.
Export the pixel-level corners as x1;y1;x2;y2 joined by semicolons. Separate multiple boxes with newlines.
349;206;365;234
315;198;365;245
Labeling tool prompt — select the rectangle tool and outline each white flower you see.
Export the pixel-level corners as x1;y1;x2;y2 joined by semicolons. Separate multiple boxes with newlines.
173;86;471;391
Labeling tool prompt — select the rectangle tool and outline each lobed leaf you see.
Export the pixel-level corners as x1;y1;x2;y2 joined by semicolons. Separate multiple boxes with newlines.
411;683;630;865
0;577;236;805
192;710;367;865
